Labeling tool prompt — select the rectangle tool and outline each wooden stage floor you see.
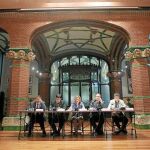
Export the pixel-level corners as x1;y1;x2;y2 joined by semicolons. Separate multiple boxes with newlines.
0;129;150;150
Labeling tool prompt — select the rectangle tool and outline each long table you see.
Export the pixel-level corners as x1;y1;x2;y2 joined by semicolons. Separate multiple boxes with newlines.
18;108;137;139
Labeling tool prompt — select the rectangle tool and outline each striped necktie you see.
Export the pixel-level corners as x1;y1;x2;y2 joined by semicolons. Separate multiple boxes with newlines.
36;103;40;109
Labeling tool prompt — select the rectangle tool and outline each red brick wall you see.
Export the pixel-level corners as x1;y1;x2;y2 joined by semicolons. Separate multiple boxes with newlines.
7;59;30;115
0;11;150;47
131;58;150;114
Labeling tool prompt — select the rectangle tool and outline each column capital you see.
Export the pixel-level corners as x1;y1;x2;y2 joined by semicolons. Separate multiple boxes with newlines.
6;48;35;61
38;72;51;80
125;46;150;60
107;71;125;79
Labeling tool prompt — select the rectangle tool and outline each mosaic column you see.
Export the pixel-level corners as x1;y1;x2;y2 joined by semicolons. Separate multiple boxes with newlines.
125;47;150;129
2;48;35;130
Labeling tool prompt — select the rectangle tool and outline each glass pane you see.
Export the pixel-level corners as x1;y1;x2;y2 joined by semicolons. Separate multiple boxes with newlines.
91;57;99;65
50;86;59;104
80;56;90;65
60;57;69;66
91;72;97;81
71;82;79;103
101;85;110;107
101;60;109;84
63;83;69;106
81;82;89;107
92;82;98;99
51;61;59;84
70;56;79;65
63;72;69;82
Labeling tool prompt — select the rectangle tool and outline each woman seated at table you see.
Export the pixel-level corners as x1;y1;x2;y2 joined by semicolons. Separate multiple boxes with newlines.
68;96;85;135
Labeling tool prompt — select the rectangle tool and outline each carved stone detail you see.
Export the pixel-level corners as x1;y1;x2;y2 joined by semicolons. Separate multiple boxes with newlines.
125;48;150;59
6;49;36;61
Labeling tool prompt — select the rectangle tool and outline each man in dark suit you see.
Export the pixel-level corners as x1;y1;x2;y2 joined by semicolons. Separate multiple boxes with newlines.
27;96;47;137
89;93;104;135
48;94;66;136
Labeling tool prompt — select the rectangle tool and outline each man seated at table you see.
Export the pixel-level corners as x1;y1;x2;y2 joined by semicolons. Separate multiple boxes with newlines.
89;93;104;135
48;94;66;136
27;96;47;137
108;93;128;135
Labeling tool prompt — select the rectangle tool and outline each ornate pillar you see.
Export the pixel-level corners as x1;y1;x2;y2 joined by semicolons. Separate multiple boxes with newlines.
38;72;50;107
125;47;150;129
2;48;35;130
107;71;124;98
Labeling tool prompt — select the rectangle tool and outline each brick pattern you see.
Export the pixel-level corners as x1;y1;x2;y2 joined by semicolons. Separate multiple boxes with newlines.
7;60;30;116
131;58;150;114
0;11;150;47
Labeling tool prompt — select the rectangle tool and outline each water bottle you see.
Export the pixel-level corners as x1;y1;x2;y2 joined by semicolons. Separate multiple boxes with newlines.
49;105;52;111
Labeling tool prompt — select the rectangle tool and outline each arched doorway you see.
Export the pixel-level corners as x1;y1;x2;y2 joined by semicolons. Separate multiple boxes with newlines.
30;20;130;106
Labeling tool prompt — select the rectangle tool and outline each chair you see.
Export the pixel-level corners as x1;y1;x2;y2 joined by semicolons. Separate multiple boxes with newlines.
70;118;84;136
50;122;65;138
90;122;104;136
111;112;137;137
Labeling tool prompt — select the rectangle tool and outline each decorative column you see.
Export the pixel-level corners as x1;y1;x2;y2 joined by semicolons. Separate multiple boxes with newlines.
2;48;35;130
125;47;150;129
107;71;124;98
38;72;50;107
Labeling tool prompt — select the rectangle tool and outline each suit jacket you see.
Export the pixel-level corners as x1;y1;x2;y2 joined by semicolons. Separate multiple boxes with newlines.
30;101;46;110
90;100;104;110
89;100;104;117
50;101;66;110
108;99;126;109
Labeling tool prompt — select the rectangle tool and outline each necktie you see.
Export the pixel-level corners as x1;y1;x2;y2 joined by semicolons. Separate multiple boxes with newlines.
36;103;39;109
115;102;119;108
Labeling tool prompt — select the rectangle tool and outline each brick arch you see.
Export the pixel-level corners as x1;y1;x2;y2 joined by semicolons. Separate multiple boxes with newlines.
0;27;10;53
30;19;130;42
30;19;130;72
0;26;9;34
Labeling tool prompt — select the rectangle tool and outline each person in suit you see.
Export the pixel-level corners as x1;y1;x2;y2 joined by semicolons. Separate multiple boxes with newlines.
89;93;104;135
108;93;128;135
48;94;66;136
27;96;47;137
68;96;85;135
